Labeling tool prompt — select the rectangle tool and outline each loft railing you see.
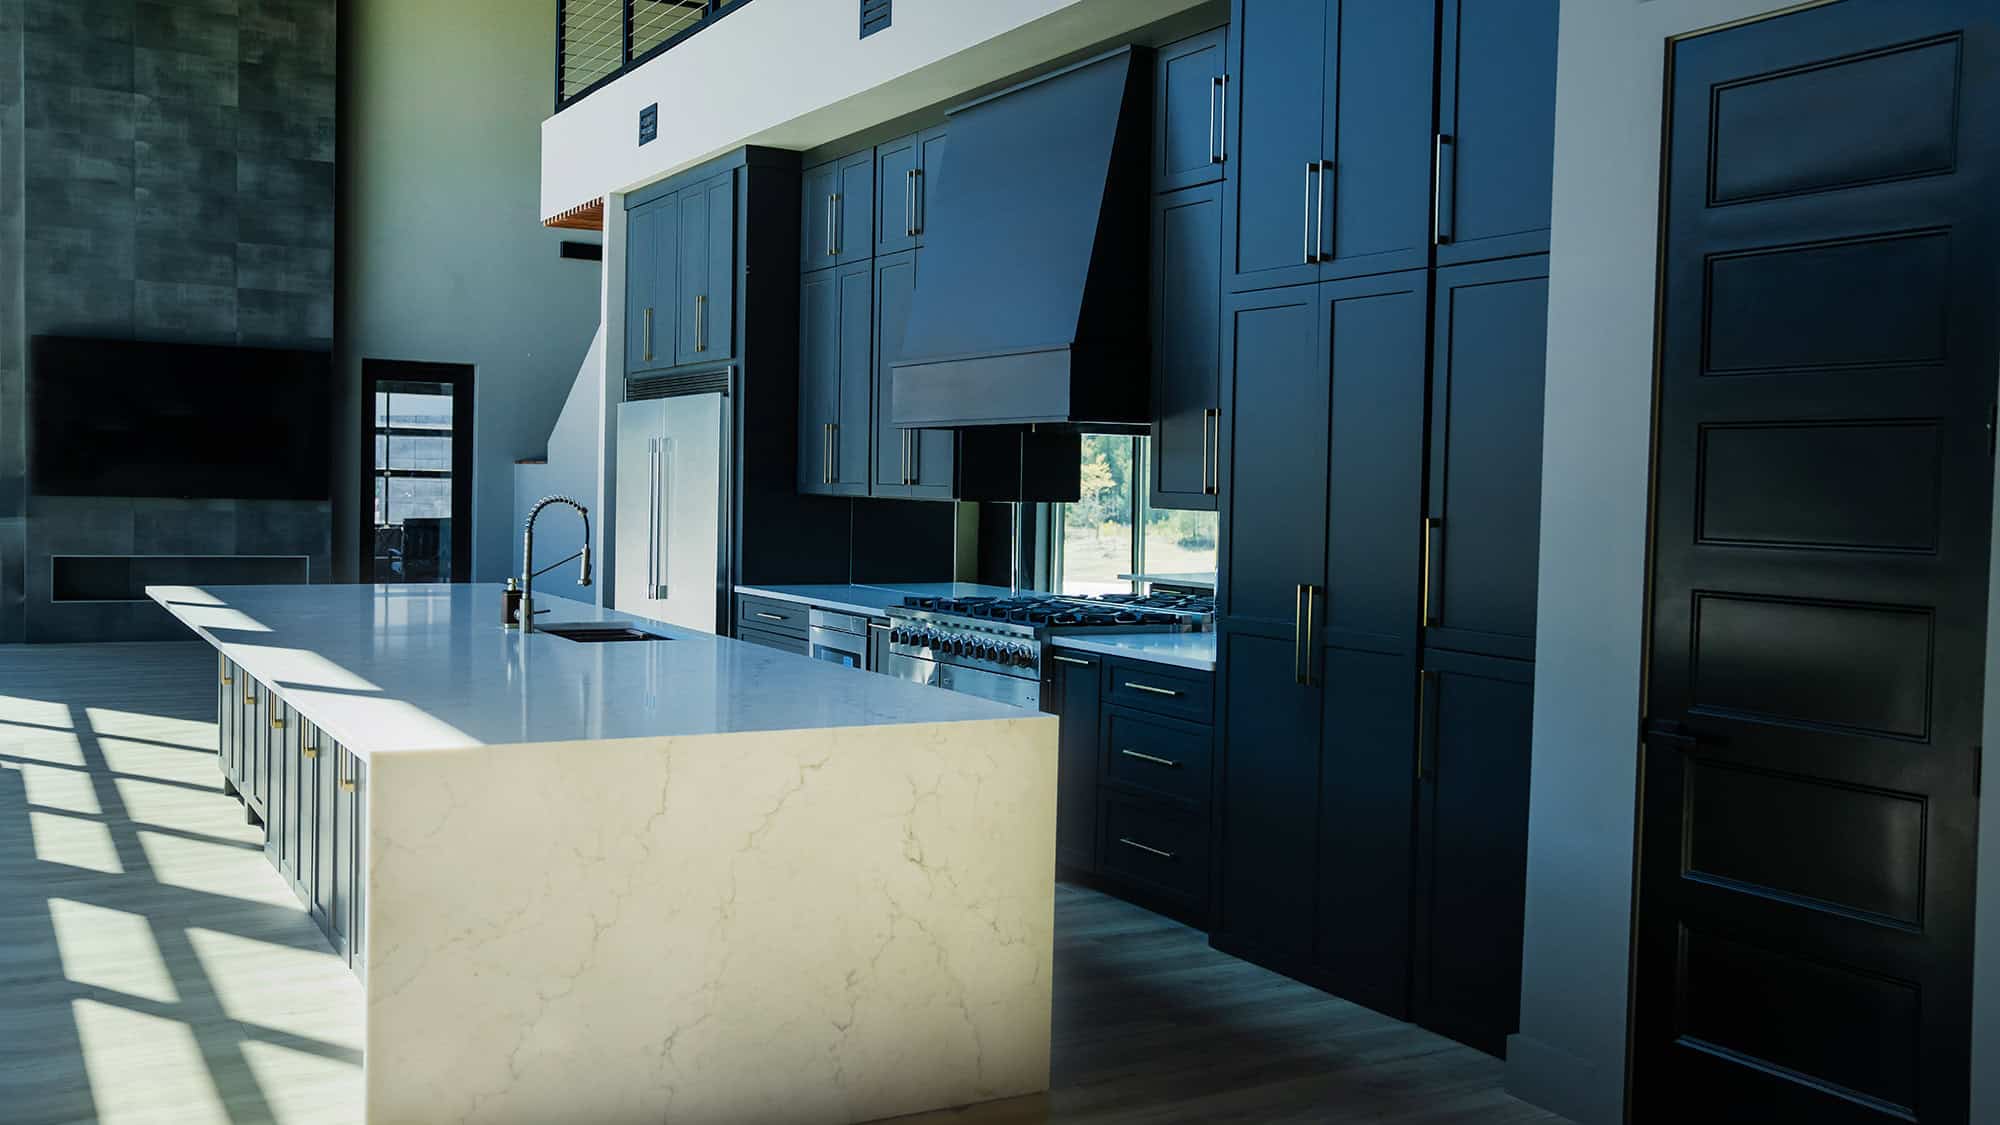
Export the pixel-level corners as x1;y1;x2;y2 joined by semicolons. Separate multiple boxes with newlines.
556;0;751;111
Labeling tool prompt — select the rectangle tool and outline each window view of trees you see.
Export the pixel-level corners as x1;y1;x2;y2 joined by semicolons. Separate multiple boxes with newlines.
1059;436;1219;595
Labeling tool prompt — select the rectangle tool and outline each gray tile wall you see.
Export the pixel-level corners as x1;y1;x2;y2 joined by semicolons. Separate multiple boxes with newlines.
0;0;335;643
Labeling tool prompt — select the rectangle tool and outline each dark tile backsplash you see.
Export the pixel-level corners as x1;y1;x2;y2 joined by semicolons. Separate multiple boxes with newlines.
0;0;337;642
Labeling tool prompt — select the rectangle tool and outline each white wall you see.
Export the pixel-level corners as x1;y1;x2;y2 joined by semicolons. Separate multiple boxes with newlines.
1515;2;2000;1123
540;0;1209;217
339;0;602;583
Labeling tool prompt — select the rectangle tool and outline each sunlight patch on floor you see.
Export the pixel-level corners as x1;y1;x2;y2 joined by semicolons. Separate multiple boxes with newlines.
135;830;299;908
71;998;230;1125
1;726;87;766
49;898;180;1005
84;708;216;751
101;741;225;788
239;1039;365;1124
114;777;253;840
29;810;123;874
19;762;104;814
0;695;75;728
186;927;365;1050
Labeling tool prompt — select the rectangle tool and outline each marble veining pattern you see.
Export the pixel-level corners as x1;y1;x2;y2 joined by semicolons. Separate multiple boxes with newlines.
366;718;1057;1124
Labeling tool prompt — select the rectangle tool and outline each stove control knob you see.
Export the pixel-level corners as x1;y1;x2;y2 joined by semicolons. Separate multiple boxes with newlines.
951;637;970;657
1016;647;1038;669
975;641;995;661
891;628;908;645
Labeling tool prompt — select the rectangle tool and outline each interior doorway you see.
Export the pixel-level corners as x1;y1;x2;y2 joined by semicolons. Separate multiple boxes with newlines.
360;361;474;583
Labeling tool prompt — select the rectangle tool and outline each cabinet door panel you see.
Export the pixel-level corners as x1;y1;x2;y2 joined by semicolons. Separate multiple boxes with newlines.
833;260;873;494
835;151;874;266
297;723;318;910
798;268;840;495
1155;27;1228;193
1426;257;1548;660
1218;284;1325;631
1048;651;1101;871
1322;0;1436;278
876;134;919;257
676;171;735;365
1226;0;1326;291
1324;269;1428;649
873;250;917;496
1315;643;1417;1017
801;161;838;269
313;731;337;927
1215;629;1321;961
626;205;659;373
1412;650;1532;1056
914;127;948;246
1151;185;1223;511
1436;0;1557;265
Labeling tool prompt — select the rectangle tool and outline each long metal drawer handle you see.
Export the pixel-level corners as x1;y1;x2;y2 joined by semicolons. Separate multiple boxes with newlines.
1200;407;1211;494
1052;655;1093;667
1120;748;1181;769
1302;163;1316;263
831;192;842;255
755;611;786;622
643;306;654;363
829;422;839;482
1204;409;1221;495
906;169;917;237
1293;584;1306;685
695;295;706;352
1208;77;1221;164
1123;682;1181;698
1432;134;1453;246
1217;75;1228;162
1118;837;1176;860
826;195;836;258
866;622;892;632
1421;517;1441;627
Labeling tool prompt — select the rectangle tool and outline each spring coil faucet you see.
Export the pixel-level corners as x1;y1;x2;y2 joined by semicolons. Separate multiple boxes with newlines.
520;495;592;634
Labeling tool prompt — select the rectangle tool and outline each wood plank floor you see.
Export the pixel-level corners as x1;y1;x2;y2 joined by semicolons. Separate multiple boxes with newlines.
0;642;1564;1125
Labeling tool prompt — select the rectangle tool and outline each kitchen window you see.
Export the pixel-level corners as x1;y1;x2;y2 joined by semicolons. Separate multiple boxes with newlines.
1052;436;1219;595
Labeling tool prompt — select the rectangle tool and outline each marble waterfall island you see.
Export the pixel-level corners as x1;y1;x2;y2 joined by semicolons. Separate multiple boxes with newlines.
149;583;1058;1125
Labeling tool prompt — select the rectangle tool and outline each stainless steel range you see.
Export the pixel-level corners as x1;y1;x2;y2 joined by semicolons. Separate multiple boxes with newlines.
881;593;1214;710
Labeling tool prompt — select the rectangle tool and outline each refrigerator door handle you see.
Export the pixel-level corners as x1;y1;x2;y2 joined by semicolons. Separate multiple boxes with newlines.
654;438;670;600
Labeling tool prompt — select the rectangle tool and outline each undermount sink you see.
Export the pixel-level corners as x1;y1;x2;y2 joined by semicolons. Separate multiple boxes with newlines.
537;624;670;643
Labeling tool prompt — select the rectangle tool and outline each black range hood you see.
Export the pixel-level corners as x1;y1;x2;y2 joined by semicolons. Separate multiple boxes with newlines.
891;47;1151;432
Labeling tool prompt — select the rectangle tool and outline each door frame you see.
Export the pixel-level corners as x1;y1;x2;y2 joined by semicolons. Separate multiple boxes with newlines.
359;360;475;583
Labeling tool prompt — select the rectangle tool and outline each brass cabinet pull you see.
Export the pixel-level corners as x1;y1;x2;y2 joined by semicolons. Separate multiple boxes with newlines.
271;716;285;730
1052;654;1093;667
643;306;654;362
829;422;839;483
694;294;707;352
906;169;918;237
1202;408;1222;496
303;742;318;760
1120;748;1181;769
1118;837;1176;861
1200;409;1211;494
245;690;256;706
830;192;843;255
1421;517;1442;627
1123;681;1181;698
220;675;232;686
338;751;355;794
1304;584;1317;660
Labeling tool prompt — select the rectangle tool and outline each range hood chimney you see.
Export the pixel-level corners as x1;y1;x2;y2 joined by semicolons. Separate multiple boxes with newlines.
890;47;1151;432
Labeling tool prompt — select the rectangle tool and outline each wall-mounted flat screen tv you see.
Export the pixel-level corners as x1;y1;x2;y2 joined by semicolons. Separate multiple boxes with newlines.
30;336;333;501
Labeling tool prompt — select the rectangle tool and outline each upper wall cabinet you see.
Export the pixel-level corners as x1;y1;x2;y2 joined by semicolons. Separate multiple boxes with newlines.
801;151;875;270
798;261;874;497
1155;27;1230;193
1434;0;1558;265
676;170;737;366
626;192;679;376
1226;0;1434;291
626;170;737;378
1150;184;1223;511
872;249;956;499
875;126;948;257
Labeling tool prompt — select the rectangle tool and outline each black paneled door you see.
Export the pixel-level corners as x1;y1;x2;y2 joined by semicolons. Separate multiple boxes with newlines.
1638;3;1998;1122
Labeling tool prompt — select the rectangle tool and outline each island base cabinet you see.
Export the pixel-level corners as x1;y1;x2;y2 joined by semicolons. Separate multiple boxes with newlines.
217;656;240;796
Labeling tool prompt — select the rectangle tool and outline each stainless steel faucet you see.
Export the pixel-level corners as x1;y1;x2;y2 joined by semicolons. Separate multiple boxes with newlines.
521;496;592;634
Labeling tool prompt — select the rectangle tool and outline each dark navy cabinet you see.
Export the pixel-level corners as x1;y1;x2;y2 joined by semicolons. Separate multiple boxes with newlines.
1150;183;1224;511
1434;0;1558;265
871;249;955;499
1224;0;1325;292
801;151;874;269
1049;650;1102;872
627;192;679;375
1423;256;1548;663
1154;27;1230;193
675;170;737;366
797;261;873;496
875;126;947;256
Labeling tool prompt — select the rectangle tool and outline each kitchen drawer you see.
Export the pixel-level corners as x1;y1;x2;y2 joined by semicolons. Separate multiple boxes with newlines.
1103;657;1213;724
737;624;809;657
1102;707;1212;809
1099;794;1209;908
736;595;808;638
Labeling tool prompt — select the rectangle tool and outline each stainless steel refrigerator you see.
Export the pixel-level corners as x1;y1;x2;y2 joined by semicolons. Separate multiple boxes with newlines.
615;386;730;632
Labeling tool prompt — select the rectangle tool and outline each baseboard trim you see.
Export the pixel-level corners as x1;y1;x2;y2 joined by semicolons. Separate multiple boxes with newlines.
1505;1032;1622;1125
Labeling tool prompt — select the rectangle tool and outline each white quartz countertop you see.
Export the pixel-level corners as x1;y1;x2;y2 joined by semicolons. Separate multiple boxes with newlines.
1049;632;1217;672
148;583;1030;757
733;581;1020;617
